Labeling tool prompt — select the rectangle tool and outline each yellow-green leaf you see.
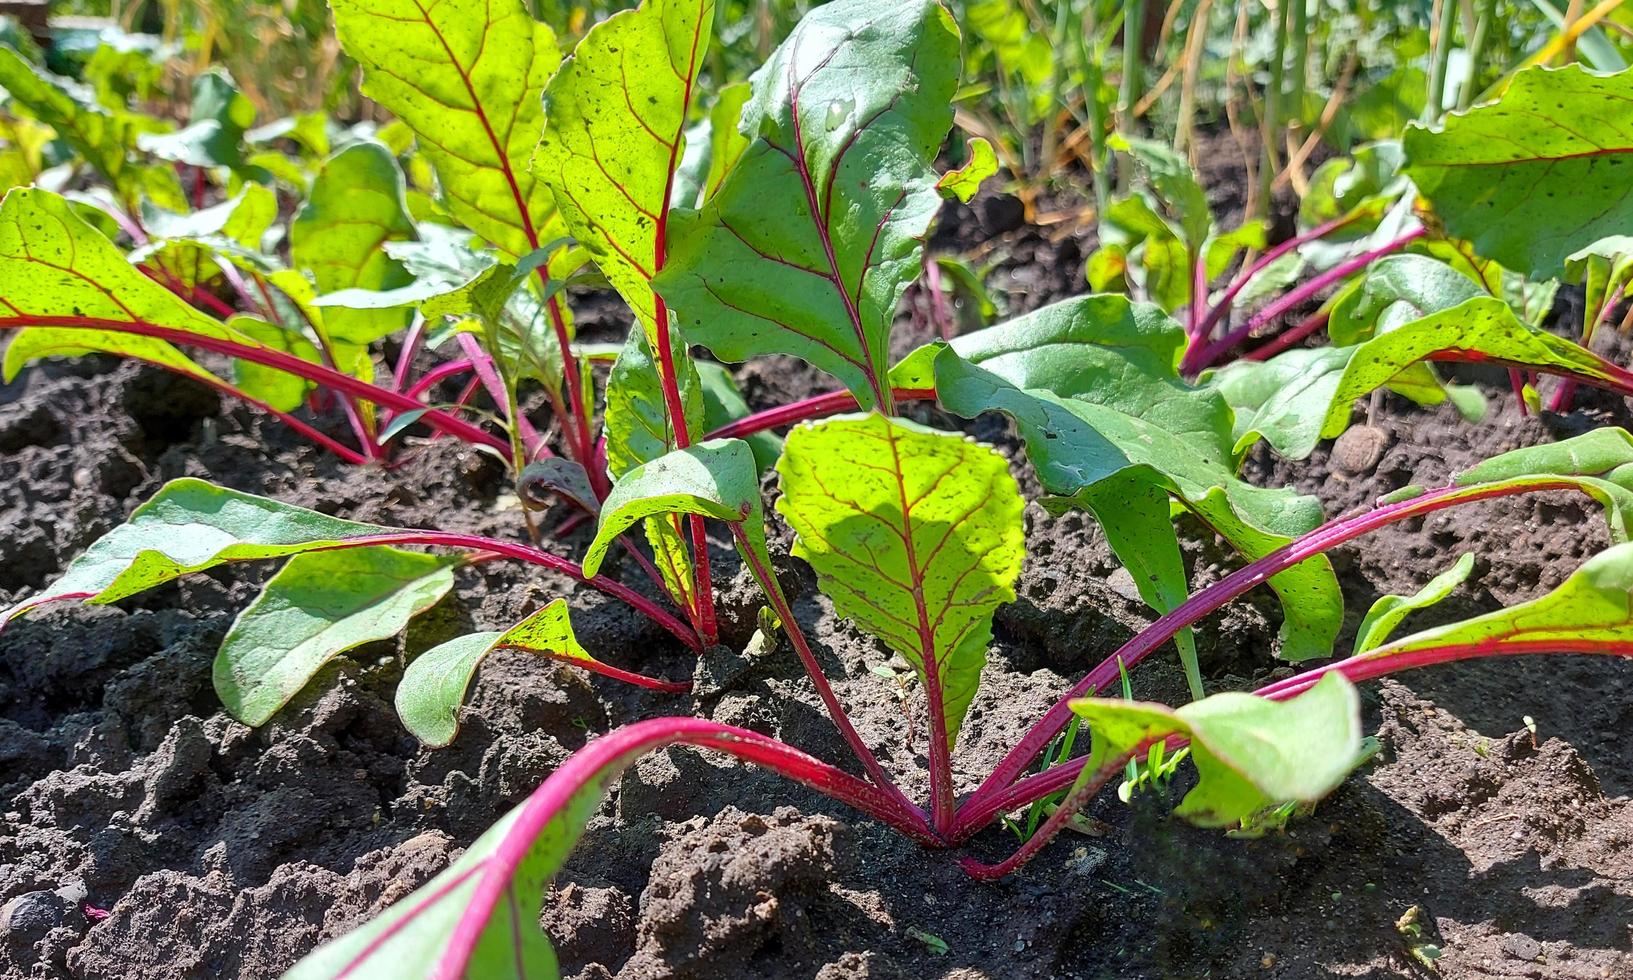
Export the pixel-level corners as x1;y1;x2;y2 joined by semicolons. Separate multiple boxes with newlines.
776;413;1025;750
330;0;561;260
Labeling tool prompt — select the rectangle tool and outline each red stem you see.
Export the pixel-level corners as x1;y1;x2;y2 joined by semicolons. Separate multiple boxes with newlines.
1184;213;1358;361
0;316;510;454
333;530;700;650
958;744;1144;880
1185;228;1425;373
957;476;1588;836
498;644;692;693
1243;309;1328;361
391;315;428;394
401;358;475;402
140;266;239;320
430;717;937;978
705;388;937;442
731;525;923;823
1509;368;1531;416
1424;350;1633;401
1254;638;1633;701
962;636;1633;870
187;360;368;464
924;256;955;341
456;333;546;460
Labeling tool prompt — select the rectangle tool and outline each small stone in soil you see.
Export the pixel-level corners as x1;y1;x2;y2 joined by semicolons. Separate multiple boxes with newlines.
1332;424;1390;476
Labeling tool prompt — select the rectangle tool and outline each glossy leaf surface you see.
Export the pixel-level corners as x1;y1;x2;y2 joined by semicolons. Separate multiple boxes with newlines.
216;547;458;726
654;0;961;409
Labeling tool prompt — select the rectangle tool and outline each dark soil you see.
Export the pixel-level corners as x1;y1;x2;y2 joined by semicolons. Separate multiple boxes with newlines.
3;176;1632;980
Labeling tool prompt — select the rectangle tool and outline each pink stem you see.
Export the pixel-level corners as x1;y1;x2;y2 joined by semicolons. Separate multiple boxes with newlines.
1184;228;1426;374
0;316;510;454
1254;638;1633;701
1509;368;1530;416
140;266;239;320
957;476;1589;836
456;333;546;460
391;316;428;394
345;530;699;649
500;645;692;693
431;718;938;977
705;388;937;442
402;359;476;402
958;744;1145;880
924;257;955;341
1243;309;1328;361
1185;213;1358;359
730;525;924;823
1424;350;1633;401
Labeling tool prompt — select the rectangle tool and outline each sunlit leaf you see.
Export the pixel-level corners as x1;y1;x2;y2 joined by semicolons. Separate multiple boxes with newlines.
919;297;1342;661
1403;64;1633;277
217;547;459;726
1217;296;1633;459
777;413;1025;749
330;0;562;260
535;0;714;340
1353;553;1474;656
291;141;418;345
1070;672;1362;827
654;0;961;410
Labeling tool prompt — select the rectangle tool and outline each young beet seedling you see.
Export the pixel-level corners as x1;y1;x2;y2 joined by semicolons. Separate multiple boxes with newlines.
7;2;1633;978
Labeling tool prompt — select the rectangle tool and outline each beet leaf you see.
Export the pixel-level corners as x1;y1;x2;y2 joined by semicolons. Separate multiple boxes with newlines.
653;0;961;411
1403;64;1633;278
776;412;1026;828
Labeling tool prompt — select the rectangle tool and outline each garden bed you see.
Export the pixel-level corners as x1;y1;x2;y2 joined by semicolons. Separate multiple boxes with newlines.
2;179;1630;979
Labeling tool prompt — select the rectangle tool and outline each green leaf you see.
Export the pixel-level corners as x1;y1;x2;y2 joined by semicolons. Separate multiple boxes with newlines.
140;184;278;251
0;478;407;627
1109;133;1211;247
0;47;186;212
291;141;418;345
1403;64;1633;277
653;0;961;410
601;324;708;608
696;359;782;471
534;0;713;340
1450;427;1633;542
1074;471;1200;698
937;136;999;203
136;69;263;178
395;631;503;747
0;188;279;388
776;413;1025;749
1070;672;1362;827
330;0;561;260
396;597;629;746
225;314;322;412
604;323;704;479
1214;296;1633;460
519;457;601;515
1565;236;1633;341
216;547;459;726
1352;553;1474;656
1326;254;1485;345
890;291;1185;391
920;298;1341;661
1365;541;1633;661
583;438;765;579
699;81;752;204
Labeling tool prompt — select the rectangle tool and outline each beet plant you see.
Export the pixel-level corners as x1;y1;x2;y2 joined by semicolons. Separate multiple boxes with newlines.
3;1;1633;978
